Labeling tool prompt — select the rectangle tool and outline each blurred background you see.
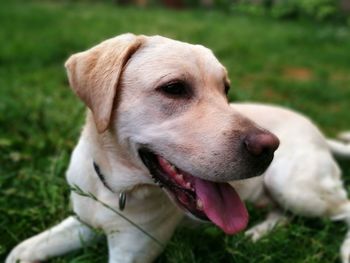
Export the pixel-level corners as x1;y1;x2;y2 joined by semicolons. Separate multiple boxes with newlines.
1;0;350;262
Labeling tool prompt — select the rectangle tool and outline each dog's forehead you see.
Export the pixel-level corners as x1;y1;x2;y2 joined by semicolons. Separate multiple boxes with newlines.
124;36;226;83
149;36;222;67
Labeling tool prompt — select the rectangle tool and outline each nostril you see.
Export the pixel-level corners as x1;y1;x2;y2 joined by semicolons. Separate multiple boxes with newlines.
244;132;280;157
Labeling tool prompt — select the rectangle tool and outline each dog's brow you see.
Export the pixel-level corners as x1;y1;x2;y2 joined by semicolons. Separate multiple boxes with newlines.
157;73;173;83
155;73;188;87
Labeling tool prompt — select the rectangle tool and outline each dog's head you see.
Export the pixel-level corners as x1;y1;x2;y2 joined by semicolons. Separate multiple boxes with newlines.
65;34;279;234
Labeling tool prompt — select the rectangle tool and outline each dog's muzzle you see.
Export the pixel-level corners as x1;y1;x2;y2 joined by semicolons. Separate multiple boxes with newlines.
139;148;249;235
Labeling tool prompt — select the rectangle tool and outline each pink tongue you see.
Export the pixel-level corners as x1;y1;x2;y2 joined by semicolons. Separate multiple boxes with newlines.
194;178;248;234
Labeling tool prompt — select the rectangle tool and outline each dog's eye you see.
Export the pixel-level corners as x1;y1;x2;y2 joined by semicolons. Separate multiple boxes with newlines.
159;81;188;97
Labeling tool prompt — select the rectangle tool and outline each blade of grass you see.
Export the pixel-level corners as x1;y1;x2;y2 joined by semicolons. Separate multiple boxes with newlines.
70;185;165;248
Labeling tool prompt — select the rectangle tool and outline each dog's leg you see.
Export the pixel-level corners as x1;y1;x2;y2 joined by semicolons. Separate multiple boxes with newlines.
338;132;350;143
106;210;182;263
265;155;350;263
107;230;164;263
6;216;96;263
330;202;350;263
327;139;350;159
341;229;350;263
245;209;288;242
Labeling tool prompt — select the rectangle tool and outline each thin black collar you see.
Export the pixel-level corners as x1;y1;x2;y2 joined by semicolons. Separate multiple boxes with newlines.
93;161;127;211
93;161;114;193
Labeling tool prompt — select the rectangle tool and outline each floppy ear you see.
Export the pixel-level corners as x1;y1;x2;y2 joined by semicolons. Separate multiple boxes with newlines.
223;67;231;91
65;34;144;133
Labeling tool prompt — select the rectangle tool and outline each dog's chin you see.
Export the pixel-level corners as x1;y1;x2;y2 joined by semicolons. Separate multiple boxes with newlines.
138;148;249;235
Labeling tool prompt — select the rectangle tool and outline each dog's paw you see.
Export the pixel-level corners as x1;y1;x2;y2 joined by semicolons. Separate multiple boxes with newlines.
245;224;270;242
5;242;42;263
245;212;288;242
341;249;350;263
338;132;350;143
341;238;350;263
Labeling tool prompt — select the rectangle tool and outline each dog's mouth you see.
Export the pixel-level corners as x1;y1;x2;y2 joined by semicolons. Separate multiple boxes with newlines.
139;149;248;235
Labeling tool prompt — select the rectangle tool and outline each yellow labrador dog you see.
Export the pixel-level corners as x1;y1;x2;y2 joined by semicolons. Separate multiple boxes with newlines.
6;34;279;263
6;34;350;263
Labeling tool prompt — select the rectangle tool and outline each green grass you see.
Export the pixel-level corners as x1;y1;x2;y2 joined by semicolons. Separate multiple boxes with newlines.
1;1;350;262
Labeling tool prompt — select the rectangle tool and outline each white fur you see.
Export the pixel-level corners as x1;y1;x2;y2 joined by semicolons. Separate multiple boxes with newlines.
6;34;350;263
231;103;350;263
339;132;350;143
7;34;264;263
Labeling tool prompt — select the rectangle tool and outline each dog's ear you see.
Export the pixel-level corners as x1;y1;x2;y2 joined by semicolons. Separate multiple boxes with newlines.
223;67;231;92
65;34;144;133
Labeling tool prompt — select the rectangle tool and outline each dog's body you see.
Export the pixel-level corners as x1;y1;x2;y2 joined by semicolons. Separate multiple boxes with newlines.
6;34;350;263
233;102;347;219
231;103;350;260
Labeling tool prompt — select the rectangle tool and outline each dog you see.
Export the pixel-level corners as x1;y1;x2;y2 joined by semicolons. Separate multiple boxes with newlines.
6;34;280;263
229;103;350;263
6;34;350;263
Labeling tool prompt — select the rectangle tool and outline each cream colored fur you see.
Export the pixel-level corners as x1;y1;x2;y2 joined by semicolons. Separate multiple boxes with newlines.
6;34;350;263
231;103;350;263
6;33;267;263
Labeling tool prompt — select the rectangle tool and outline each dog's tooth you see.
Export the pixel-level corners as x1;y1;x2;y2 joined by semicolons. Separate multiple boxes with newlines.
163;157;171;166
196;199;203;210
169;164;176;172
185;182;192;189
176;174;184;181
175;174;186;185
159;156;169;167
159;156;177;174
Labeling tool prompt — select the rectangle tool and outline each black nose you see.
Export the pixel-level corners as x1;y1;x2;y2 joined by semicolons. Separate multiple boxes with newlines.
244;132;280;157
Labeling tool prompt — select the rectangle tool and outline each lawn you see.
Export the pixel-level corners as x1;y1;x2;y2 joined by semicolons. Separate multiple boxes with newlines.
1;1;350;262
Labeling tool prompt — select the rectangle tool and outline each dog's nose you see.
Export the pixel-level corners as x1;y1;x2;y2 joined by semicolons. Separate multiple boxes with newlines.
244;132;280;157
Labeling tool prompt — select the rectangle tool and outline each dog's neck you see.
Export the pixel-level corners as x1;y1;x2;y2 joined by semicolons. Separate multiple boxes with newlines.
92;161;128;210
92;161;114;192
83;112;154;193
